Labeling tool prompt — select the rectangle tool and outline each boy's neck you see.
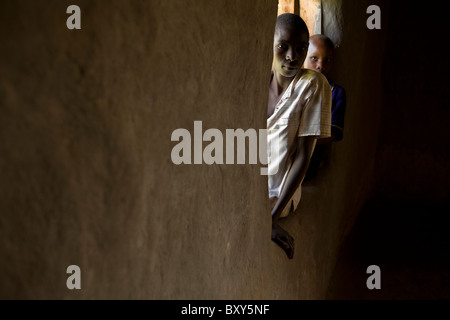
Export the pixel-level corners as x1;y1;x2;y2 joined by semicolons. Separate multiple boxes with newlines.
271;70;298;95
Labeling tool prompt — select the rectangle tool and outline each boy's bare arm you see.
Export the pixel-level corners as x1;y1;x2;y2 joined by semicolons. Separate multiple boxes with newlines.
317;133;334;145
271;136;316;224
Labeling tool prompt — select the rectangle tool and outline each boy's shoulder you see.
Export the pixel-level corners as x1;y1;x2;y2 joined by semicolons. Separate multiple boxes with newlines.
294;69;330;90
299;68;327;81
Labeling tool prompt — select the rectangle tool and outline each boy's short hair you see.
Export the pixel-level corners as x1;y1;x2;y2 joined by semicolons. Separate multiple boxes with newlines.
276;13;309;38
310;34;335;52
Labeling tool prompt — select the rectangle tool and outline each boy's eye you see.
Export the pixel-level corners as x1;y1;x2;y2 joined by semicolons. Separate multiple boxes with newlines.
302;44;309;51
311;56;318;61
276;44;288;50
297;45;308;52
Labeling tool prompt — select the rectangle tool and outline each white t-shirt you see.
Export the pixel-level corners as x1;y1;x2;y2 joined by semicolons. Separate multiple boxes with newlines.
267;69;332;215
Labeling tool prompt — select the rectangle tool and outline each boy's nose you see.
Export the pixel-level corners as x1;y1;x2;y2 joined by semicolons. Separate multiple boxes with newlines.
286;48;296;61
316;62;323;71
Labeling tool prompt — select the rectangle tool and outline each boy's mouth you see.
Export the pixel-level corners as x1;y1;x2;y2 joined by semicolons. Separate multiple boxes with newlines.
283;65;298;71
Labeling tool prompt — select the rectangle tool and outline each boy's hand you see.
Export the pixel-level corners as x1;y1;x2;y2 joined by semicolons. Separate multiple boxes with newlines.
271;223;294;259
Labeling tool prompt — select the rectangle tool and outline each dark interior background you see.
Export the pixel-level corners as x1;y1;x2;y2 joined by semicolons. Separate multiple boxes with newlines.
327;0;450;299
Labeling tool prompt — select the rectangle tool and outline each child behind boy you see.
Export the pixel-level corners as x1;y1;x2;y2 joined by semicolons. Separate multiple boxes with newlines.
303;35;347;181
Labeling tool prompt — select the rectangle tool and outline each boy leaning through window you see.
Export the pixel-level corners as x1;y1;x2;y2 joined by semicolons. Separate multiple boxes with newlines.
267;14;332;259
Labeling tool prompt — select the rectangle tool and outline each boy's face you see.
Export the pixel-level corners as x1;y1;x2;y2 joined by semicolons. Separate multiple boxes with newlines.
272;26;309;78
304;39;334;76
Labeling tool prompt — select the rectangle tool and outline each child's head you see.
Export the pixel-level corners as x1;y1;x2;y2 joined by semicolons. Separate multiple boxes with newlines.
304;34;335;76
272;14;310;79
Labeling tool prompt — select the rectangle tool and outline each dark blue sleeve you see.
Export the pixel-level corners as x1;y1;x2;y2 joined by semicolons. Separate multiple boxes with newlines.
331;85;346;142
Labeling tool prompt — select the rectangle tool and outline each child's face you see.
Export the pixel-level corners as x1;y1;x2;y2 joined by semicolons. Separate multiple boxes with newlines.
272;26;309;79
304;39;334;76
